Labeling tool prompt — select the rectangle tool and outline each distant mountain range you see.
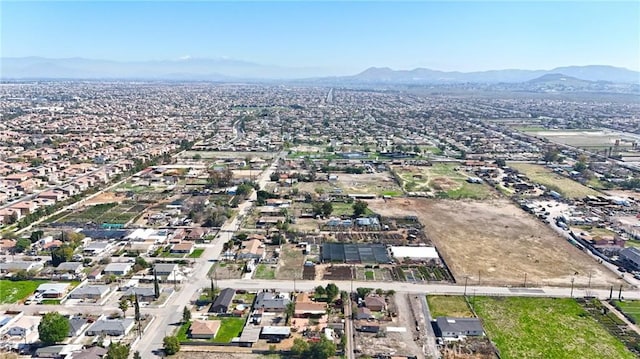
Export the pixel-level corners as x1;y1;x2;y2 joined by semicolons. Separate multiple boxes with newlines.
1;57;639;85
347;65;640;84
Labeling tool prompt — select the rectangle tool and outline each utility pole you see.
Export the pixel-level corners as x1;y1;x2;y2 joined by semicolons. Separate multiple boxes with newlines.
464;276;468;296
478;270;481;285
609;285;613;300
570;277;575;298
523;272;527;288
588;272;592;289
618;285;623;301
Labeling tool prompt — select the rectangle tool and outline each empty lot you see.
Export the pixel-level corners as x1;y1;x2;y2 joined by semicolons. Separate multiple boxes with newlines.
368;198;621;287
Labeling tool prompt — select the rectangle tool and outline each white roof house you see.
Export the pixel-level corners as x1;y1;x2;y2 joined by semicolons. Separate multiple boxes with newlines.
390;246;439;260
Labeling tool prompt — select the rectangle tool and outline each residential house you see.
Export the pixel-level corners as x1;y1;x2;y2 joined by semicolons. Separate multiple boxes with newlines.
189;320;221;339
364;296;386;312
209;288;236;314
35;283;70;298
121;287;156;302
153;263;179;281
434;317;484;338
55;262;84;275
0;261;44;273
6;316;40;337
68;285;110;300
68;317;88;337
34;344;82;359
259;326;291;340
254;292;291;312
170;242;194;254
103;262;133;276
85;318;135;336
237;239;265;261
293;292;326;318
70;346;107;359
356;307;375;320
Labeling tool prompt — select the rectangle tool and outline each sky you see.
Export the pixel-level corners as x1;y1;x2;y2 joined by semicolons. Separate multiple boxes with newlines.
2;1;639;75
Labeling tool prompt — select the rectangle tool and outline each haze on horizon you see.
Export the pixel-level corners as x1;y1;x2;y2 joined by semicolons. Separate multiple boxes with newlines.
2;1;639;76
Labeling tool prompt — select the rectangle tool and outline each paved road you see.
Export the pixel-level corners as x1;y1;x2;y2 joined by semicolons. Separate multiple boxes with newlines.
343;297;354;359
419;295;441;359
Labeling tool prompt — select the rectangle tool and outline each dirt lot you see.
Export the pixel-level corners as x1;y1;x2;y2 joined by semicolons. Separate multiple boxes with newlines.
368;198;622;287
276;244;305;280
83;191;125;205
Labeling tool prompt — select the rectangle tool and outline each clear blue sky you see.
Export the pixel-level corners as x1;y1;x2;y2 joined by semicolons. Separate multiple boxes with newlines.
2;1;639;74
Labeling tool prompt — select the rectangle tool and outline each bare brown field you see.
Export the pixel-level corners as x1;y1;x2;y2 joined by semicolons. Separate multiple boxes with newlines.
368;198;622;287
83;191;124;205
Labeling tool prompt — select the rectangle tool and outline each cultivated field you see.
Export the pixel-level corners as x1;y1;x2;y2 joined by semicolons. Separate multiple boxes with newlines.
473;297;635;359
392;163;496;200
368;198;621;287
508;163;600;199
52;201;145;225
427;295;474;318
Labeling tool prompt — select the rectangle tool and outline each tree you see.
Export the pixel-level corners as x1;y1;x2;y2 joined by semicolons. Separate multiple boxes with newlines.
38;312;70;344
325;283;339;303
543;148;560;163
308;337;337;359
312;202;324;217
314;285;326;298
163;335;180;355
133;294;141;322
106;342;130;359
30;230;44;243
14;238;31;253
182;306;191;323
494;158;506;167
285;301;295;325
153;269;160;299
353;200;368;217
119;298;130;317
321;202;333;217
356;287;373;299
133;351;142;359
574;161;588;173
291;338;309;357
51;244;74;266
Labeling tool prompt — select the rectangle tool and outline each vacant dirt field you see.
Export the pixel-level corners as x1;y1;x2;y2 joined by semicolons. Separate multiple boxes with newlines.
84;191;124;205
368;198;622;287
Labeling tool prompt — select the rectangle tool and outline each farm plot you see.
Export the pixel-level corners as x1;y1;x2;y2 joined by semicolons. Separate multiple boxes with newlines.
508;163;600;199
392;163;496;200
368;198;621;287
53;201;145;225
473;297;635;359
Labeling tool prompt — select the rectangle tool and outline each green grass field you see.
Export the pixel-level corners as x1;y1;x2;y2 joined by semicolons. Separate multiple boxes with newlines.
473;297;635;359
427;295;474;318
395;163;494;200
188;248;205;258
212;318;245;342
613;300;640;323
509;163;600;199
253;264;276;279
0;280;47;304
